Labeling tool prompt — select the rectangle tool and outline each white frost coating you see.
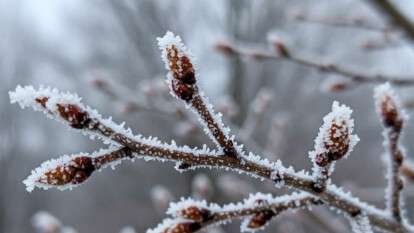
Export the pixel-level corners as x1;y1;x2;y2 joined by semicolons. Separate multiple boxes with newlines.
349;215;373;233
167;192;313;220
374;83;408;122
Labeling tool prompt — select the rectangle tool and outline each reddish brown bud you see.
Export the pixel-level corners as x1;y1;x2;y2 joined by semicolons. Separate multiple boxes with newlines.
180;206;212;222
324;121;350;161
57;103;90;129
39;156;95;186
380;95;403;131
247;210;275;229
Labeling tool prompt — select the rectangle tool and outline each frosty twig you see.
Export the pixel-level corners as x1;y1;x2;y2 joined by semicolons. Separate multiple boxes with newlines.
375;83;407;222
9;32;414;233
149;193;320;233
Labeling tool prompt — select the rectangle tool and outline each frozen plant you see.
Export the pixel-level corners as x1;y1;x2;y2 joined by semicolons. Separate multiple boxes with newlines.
10;32;414;233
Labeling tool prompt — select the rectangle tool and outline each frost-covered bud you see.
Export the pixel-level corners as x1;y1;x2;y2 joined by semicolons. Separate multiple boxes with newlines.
246;210;275;229
10;86;93;130
310;101;359;166
166;222;201;233
23;155;95;192
158;32;198;102
374;83;405;131
179;206;212;222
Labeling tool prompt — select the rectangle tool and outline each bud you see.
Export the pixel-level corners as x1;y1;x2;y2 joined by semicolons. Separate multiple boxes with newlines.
24;155;95;192
374;83;405;131
311;101;359;166
320;77;355;93
158;32;198;102
179;206;212;222
246;210;275;229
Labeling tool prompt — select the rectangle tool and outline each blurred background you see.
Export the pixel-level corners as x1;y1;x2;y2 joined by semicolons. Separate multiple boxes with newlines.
1;0;414;232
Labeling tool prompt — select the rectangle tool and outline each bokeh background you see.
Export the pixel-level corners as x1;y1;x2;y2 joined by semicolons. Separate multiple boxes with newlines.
1;0;414;232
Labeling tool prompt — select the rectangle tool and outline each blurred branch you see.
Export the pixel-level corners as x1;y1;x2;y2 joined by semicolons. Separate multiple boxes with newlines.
290;11;393;33
215;39;414;88
368;0;414;44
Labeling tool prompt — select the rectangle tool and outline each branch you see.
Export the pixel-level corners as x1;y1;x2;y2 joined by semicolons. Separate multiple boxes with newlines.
368;0;414;44
290;11;393;33
9;32;414;233
148;192;321;233
214;39;414;87
374;83;407;222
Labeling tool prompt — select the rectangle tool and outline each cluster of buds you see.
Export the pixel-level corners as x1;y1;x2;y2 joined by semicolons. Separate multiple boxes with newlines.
158;31;197;102
311;101;359;168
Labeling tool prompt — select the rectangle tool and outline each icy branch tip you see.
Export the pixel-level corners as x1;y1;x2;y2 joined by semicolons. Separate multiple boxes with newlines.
157;31;197;102
374;83;407;130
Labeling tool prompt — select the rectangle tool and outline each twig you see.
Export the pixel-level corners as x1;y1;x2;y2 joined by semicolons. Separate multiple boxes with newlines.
214;40;414;87
149;193;321;233
9;32;414;233
375;83;407;222
368;0;414;44
290;12;393;33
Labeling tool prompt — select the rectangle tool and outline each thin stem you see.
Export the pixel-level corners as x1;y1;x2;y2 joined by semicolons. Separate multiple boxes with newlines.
217;42;414;86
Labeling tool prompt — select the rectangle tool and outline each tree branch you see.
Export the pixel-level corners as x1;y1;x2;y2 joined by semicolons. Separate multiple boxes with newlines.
214;40;414;87
368;0;414;44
